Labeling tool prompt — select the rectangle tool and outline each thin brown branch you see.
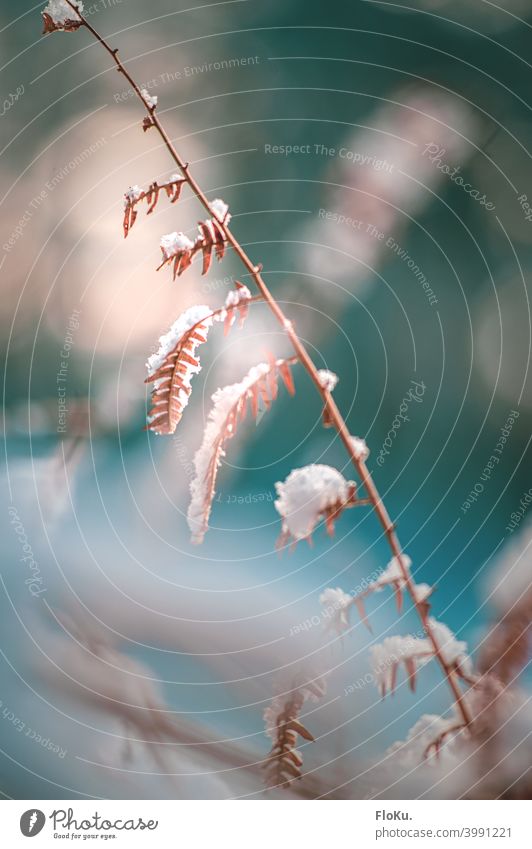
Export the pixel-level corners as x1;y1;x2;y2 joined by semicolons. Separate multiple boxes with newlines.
63;0;472;728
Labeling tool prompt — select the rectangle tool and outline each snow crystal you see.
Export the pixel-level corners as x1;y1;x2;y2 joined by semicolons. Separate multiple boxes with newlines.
349;435;369;461
187;362;270;544
141;88;157;109
43;0;84;24
274;464;353;541
317;369;339;392
146;304;213;377
209;198;231;223
319;587;352;633
160;231;194;259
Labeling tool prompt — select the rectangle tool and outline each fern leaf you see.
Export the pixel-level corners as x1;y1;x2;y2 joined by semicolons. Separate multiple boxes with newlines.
145;295;261;436
263;677;324;790
223;281;252;334
187;357;297;544
145;305;217;436
123;175;185;238
157;198;231;280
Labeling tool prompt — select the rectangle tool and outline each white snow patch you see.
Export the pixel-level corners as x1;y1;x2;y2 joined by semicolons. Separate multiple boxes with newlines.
274;464;353;541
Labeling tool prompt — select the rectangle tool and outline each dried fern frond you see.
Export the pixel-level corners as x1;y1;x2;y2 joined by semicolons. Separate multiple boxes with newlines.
157;199;231;280
263;678;325;790
386;713;465;768
370;635;435;697
423;722;465;760
263;692;310;789
145;305;218;436
42;0;83;33
145;294;261;436
187;356;296;544
123;176;185;237
341;555;434;633
370;621;472;698
223;281;252;334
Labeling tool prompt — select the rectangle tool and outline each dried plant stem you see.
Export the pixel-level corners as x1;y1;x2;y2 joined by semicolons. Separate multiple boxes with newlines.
67;1;472;727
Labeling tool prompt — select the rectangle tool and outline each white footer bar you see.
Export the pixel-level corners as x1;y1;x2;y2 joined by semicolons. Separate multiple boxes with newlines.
1;799;528;847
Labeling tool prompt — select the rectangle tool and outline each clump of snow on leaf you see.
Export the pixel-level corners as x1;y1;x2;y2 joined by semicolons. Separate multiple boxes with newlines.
187;363;270;544
43;0;84;25
317;369;338;392
373;554;412;592
412;582;433;603
387;714;461;767
429;618;472;675
146;305;214;376
274;464;354;542
160;231;194;260
319;587;352;634
370;634;433;693
225;284;251;308
209;198;231;223
124;185;142;207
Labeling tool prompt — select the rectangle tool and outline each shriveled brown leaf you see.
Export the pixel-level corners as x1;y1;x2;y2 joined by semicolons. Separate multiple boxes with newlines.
123;177;185;238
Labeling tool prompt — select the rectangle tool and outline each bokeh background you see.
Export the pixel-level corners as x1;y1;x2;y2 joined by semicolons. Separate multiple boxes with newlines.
1;0;531;799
